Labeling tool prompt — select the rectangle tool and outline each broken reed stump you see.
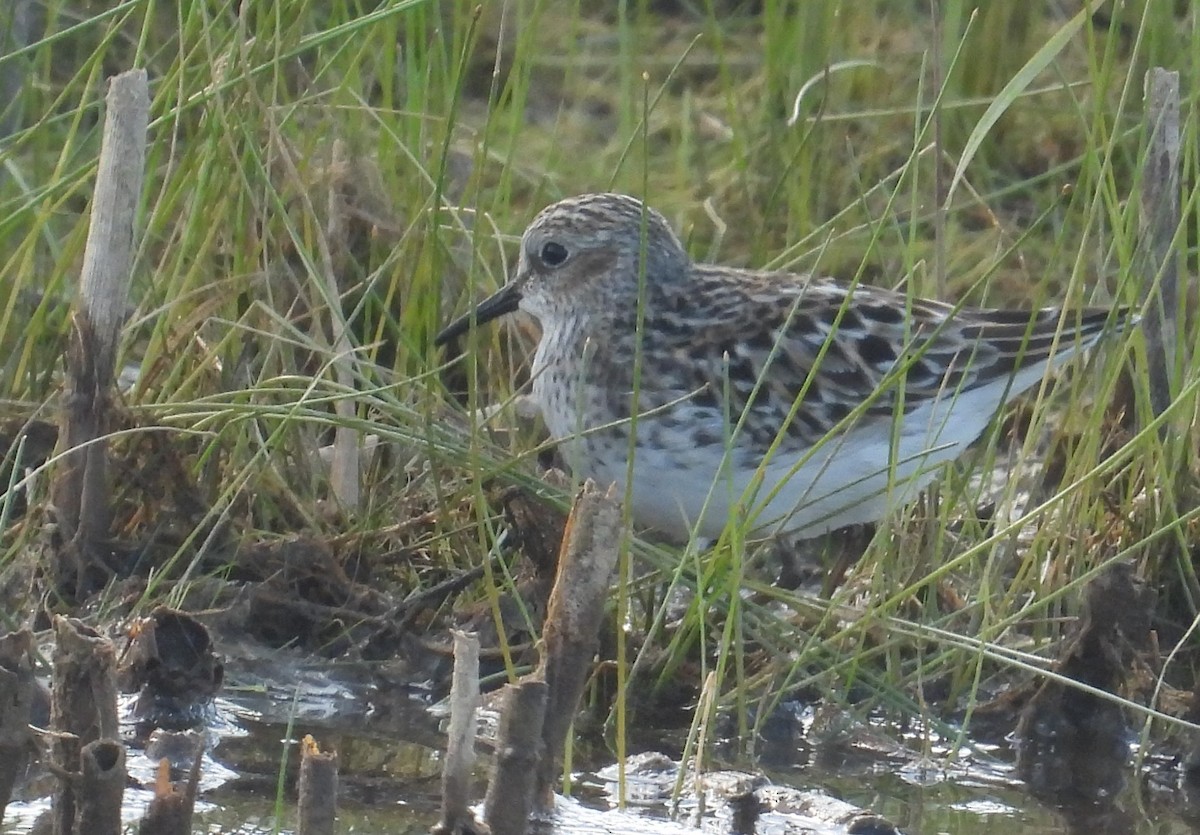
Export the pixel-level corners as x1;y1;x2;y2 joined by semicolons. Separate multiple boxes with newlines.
76;739;126;835
531;481;622;808
297;735;338;835
50;68;148;600
434;631;482;835
118;607;224;735
49;616;122;835
481;680;546;835
477;480;622;835
137;753;203;835
0;630;36;820
1137;67;1181;423
1016;565;1154;810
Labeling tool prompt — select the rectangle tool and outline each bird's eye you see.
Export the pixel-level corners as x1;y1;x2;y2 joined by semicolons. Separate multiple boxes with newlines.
539;241;569;267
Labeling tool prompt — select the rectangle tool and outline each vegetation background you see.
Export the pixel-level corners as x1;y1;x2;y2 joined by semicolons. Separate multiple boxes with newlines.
1;0;1199;826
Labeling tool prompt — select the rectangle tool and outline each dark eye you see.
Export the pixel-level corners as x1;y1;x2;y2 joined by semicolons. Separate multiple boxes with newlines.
539;241;569;267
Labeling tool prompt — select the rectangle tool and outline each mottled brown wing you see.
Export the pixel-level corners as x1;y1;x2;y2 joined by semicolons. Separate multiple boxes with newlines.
637;268;1114;454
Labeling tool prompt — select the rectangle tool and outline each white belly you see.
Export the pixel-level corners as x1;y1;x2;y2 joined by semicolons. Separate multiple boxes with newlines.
568;366;1054;542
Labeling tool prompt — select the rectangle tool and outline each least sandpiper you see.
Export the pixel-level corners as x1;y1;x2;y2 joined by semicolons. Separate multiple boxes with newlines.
436;193;1125;541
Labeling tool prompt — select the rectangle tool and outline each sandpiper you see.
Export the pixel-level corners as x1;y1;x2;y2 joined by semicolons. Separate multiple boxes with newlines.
436;193;1126;541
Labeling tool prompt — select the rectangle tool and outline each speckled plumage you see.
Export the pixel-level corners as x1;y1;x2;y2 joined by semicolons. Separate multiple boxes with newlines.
437;193;1125;541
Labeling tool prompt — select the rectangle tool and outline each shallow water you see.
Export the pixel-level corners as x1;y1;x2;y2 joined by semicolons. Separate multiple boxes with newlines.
5;651;1198;835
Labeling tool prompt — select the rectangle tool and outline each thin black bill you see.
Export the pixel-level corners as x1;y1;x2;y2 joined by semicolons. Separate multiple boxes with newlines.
434;282;522;346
